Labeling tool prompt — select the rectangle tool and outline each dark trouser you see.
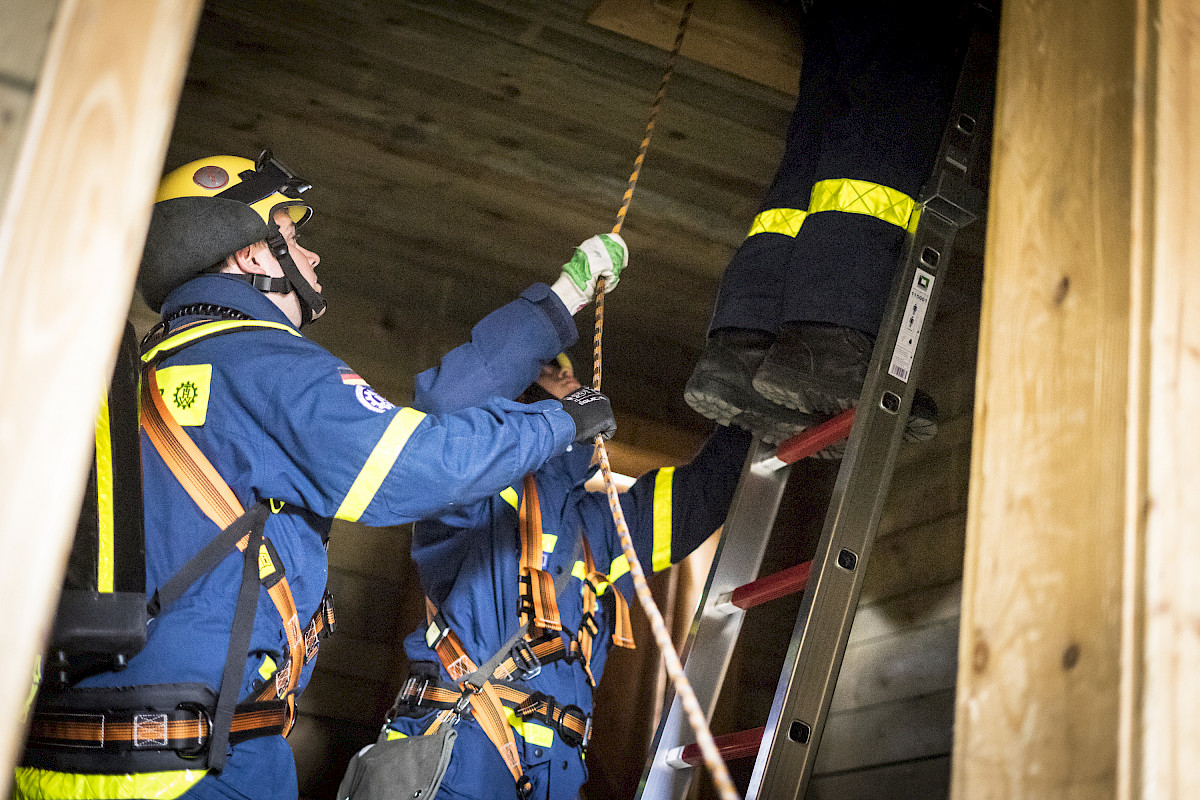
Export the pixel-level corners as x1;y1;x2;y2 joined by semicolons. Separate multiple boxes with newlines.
710;0;969;337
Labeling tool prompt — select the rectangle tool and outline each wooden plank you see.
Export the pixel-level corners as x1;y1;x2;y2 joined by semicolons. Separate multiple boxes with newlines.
814;688;955;774
830;618;959;713
0;0;201;777
861;512;967;606
808;756;950;800
952;0;1139;796
880;413;974;535
587;0;802;95
1124;0;1200;795
849;580;961;646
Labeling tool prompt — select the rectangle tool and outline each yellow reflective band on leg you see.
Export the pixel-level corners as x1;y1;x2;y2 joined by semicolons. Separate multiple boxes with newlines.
94;399;114;593
11;767;207;800
808;178;917;229
652;467;675;572
335;408;427;522
746;207;807;238
505;707;554;748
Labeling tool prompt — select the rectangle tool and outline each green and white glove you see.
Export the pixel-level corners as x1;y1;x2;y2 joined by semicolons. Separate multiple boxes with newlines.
551;233;628;315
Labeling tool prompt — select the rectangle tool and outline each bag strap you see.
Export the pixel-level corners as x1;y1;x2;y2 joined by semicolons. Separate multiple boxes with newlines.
141;362;306;732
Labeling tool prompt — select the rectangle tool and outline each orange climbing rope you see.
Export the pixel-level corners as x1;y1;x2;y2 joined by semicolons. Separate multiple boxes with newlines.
590;4;741;800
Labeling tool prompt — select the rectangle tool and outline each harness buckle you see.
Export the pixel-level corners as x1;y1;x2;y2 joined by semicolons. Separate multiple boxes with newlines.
175;702;212;760
451;684;476;721
556;702;588;749
511;639;542;680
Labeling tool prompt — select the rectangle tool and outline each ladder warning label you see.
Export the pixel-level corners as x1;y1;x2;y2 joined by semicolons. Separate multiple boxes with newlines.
888;268;934;383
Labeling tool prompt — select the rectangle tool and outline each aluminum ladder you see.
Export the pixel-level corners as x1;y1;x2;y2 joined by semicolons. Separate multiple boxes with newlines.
635;7;998;798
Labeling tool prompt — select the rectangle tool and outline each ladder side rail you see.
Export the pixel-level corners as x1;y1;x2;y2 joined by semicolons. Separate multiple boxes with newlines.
746;10;998;798
636;440;793;800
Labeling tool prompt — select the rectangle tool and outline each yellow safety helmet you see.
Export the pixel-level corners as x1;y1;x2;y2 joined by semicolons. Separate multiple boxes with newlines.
138;150;323;322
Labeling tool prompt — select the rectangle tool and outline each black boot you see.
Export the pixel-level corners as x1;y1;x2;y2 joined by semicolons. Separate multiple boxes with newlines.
751;322;874;416
684;329;822;444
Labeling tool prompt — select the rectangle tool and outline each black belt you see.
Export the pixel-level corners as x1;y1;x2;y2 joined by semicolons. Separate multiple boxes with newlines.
22;683;288;773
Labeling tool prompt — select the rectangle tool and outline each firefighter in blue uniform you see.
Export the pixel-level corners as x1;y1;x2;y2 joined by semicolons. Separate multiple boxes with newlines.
15;152;622;800
381;281;751;799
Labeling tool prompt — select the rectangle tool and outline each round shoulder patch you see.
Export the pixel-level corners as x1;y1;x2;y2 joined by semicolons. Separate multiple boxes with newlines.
355;385;395;414
193;165;229;190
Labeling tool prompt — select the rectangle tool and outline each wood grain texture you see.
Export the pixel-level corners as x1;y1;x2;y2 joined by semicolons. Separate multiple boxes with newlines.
953;0;1138;796
0;0;200;778
1124;0;1200;796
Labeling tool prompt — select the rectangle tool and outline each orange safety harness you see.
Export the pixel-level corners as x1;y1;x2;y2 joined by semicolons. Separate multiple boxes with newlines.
394;474;634;797
24;321;335;775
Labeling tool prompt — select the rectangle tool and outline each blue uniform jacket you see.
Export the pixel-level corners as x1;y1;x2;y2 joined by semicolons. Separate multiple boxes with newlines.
77;276;578;800
388;288;751;799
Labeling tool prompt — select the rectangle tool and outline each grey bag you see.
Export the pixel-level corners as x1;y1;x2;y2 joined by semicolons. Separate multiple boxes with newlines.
336;725;457;800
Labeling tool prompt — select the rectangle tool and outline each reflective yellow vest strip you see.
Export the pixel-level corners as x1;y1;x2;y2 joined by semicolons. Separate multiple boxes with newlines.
11;766;207;800
745;178;919;241
335;407;427;522
140;320;300;364
504;706;554;748
651;467;675;572
94;398;115;593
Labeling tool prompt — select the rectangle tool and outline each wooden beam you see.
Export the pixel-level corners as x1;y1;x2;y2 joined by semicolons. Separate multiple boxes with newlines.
0;0;201;778
1123;0;1200;795
951;0;1200;796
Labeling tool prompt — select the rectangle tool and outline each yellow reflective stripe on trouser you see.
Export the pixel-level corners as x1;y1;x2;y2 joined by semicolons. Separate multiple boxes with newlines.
746;207;807;238
500;486;519;509
745;178;918;241
335;408;427;522
808;178;917;230
11;767;207;800
651;467;675;572
94;398;115;593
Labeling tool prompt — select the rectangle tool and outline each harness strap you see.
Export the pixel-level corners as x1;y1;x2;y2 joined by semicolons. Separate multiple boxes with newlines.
26;698;288;755
141;359;305;731
517;475;562;633
426;624;525;786
577;537;635;687
394;671;591;750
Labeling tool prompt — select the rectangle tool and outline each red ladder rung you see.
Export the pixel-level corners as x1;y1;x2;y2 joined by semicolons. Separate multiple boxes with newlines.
728;561;812;611
671;726;765;768
774;407;855;465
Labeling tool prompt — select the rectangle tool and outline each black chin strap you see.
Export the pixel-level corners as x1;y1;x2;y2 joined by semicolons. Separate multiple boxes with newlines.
266;225;326;327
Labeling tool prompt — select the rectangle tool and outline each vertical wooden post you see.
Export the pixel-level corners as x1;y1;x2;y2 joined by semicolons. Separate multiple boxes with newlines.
0;0;201;780
1122;0;1200;796
954;0;1199;797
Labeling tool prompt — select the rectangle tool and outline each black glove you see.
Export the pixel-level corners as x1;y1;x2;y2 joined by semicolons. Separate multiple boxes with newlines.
559;387;616;443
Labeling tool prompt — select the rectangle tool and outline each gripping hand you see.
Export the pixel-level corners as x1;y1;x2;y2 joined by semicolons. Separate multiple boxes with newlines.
551;233;628;315
559;387;617;443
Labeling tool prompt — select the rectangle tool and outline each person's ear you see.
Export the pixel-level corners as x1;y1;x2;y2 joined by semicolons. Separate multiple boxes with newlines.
231;242;270;275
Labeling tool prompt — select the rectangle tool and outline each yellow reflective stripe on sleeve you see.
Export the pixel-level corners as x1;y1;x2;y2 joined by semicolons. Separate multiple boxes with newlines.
11;767;207;800
504;707;554;748
746;207;807;238
500;486;519;509
155;364;212;427
608;553;630;582
140;320;300;364
94;398;115;593
808;178;917;229
652;467;675;572
335;408;427;522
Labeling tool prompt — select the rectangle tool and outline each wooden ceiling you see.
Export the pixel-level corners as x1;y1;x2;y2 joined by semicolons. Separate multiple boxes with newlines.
142;0;804;462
